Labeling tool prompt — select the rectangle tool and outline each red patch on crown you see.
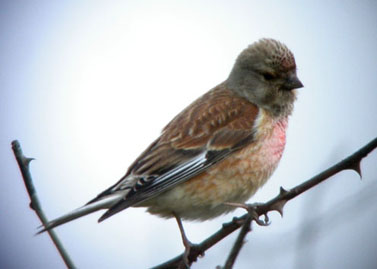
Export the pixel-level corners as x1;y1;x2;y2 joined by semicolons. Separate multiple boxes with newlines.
280;54;296;70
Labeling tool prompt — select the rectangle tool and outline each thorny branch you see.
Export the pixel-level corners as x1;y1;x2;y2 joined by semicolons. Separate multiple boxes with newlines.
12;137;377;269
152;137;377;269
11;140;76;269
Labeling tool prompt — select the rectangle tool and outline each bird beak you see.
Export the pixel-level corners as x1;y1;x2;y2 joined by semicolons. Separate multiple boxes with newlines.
284;73;303;90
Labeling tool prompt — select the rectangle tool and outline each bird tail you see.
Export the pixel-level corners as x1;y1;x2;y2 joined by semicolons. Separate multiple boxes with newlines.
37;193;123;234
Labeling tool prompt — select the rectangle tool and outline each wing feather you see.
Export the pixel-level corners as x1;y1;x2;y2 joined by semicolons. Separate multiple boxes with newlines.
94;83;260;221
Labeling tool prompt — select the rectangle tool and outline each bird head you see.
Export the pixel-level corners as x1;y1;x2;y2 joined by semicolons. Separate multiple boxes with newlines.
227;38;303;118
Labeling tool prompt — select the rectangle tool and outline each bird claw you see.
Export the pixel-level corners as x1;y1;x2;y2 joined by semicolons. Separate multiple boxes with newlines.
182;241;193;268
181;242;202;269
246;203;270;226
224;202;270;226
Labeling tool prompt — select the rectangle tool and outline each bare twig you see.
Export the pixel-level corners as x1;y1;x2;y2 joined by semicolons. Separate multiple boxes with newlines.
11;140;76;269
223;215;252;269
153;137;377;268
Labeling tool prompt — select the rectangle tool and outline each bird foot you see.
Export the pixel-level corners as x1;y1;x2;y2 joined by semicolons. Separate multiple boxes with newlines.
173;213;204;268
224;202;270;226
180;241;203;269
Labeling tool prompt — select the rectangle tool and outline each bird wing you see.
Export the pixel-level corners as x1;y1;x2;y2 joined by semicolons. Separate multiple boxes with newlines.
96;83;260;222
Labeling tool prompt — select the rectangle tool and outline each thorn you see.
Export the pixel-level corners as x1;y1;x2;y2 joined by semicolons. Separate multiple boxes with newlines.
222;217;238;228
22;156;35;166
222;221;231;228
270;200;287;217
349;162;362;179
228;216;243;226
279;186;288;195
246;204;269;226
29;201;35;210
224;202;269;226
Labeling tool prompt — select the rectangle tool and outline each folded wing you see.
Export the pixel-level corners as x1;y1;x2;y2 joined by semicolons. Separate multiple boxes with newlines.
97;84;260;221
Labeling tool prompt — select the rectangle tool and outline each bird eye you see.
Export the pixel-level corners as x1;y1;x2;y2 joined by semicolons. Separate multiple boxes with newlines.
262;72;275;81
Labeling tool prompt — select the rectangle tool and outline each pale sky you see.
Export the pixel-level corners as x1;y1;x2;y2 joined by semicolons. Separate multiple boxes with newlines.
1;1;377;268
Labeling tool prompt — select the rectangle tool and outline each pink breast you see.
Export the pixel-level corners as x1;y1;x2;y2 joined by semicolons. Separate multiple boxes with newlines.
272;120;287;157
257;118;287;168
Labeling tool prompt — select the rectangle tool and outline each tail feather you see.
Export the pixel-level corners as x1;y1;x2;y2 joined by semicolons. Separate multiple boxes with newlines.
37;194;123;234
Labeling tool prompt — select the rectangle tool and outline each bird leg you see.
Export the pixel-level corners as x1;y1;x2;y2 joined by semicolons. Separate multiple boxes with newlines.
173;213;201;268
224;202;270;226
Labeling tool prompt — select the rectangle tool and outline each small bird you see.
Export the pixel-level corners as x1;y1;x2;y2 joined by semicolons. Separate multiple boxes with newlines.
39;38;303;262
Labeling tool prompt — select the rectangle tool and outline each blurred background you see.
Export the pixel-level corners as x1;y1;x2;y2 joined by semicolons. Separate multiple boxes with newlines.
1;1;377;268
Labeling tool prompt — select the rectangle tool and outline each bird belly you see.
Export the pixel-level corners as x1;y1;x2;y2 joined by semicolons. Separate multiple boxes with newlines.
144;113;287;221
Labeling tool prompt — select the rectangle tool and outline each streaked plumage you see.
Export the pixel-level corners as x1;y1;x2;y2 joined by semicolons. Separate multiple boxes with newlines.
39;38;303;236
